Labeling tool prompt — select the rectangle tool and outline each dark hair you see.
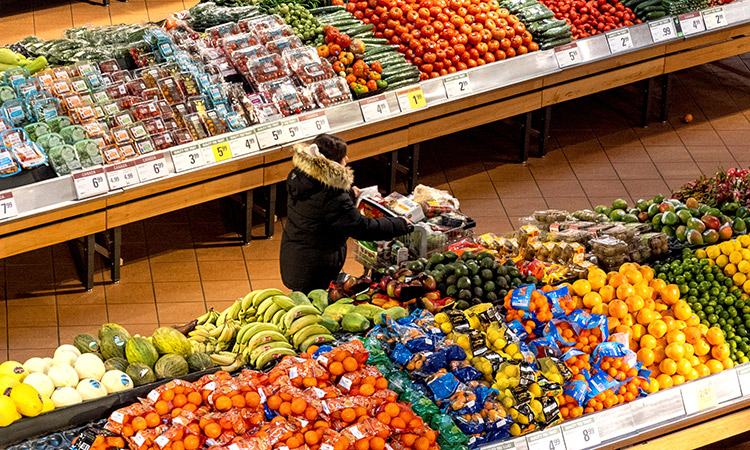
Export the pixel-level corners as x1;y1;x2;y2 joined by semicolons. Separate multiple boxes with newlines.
313;134;347;163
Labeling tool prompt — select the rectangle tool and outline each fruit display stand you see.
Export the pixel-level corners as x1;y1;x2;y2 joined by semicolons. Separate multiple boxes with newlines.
1;0;750;285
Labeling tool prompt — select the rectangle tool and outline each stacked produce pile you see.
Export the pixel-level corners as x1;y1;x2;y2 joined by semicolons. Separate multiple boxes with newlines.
497;0;573;50
536;0;640;39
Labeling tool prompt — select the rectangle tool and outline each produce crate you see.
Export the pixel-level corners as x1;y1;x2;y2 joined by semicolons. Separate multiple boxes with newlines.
398;218;476;259
354;240;394;269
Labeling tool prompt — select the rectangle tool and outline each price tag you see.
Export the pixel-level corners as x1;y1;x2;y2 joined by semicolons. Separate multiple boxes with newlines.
105;160;140;189
606;28;634;54
682;381;718;414
594;403;635;441
633;388;685;428
256;122;286;149
561;417;601;450
135;153;168;183
397;86;427;111
171;145;206;172
228;132;260;157
738;364;750;396
360;94;394;122
0;191;18;220
526;427;566;450
483;438;528;450
649;17;678;42
283;118;302;142
554;43;584;68
299;111;330;137
679;12;706;36
72;167;108;199
443;73;472;99
712;369;742;402
703;6;727;29
212;141;232;162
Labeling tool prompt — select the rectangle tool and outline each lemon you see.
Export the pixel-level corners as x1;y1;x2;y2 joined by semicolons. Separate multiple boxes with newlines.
9;384;43;417
0;395;20;427
503;364;520;378
720;241;734;255
529;383;542;398
734;273;746;286
725;263;737;276
739;260;750;274
440;322;453;334
510;423;521;436
502;396;514;409
716;254;729;268
0;375;19;397
434;313;448;324
706;245;720;259
735;241;743;251
492;338;507;350
0;362;27;382
743;280;750;294
529;399;543;415
695;249;707;259
729;251;742;265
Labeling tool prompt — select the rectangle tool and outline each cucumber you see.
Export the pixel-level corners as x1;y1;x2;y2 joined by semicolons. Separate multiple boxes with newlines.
363;45;400;56
309;5;345;14
635;0;661;12
540;37;574;50
386;80;420;91
542;25;571;37
360;38;389;44
328;18;361;27
642;5;665;12
339;24;374;35
384;72;420;83
383;66;419;78
645;10;667;19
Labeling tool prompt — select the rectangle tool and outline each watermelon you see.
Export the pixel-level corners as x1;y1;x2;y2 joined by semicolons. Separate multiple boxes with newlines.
99;324;131;360
125;337;159;368
125;363;156;386
104;357;128;373
187;353;214;372
73;334;100;354
154;355;189;379
151;327;192;358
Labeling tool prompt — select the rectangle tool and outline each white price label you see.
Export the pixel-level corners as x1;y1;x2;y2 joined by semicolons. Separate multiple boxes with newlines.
554;43;583;68
360;94;394;122
136;154;168;182
635;388;686;428
171;146;206;172
256;122;286;149
283;118;302;142
229;132;260;157
527;427;566;450
649;17;678;42
738;365;750;396
703;7;727;29
562;417;600;450
712;369;742;402
72;166;108;199
679;12;706;35
396;86;427;111
105;160;140;189
0;192;19;220
606;28;634;53
682;380;718;414
443;73;472;99
299;111;330;137
483;438;527;450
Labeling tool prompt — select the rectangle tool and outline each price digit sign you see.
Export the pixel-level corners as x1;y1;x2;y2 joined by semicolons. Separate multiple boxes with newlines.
0;191;19;220
229;132;260;157
360;94;393;122
212;141;233;162
299;111;330;137
562;417;601;450
738;365;750;396
105;160;140;189
443;73;473;99
171;145;206;172
606;28;634;54
527;427;566;450
703;7;727;30
283;118;302;141
397;86;427;111
554;43;583;68
72;166;109;199
678;12;706;36
682;380;718;414
649;17;678;42
136;153;168;182
256;122;286;149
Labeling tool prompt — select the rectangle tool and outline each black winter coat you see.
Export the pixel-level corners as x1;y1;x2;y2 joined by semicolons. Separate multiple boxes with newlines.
280;146;410;292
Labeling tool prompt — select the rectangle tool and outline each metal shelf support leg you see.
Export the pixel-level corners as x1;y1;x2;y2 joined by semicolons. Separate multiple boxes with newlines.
239;184;277;244
519;111;532;162
641;77;654;127
537;106;552;157
68;234;95;291
660;73;671;123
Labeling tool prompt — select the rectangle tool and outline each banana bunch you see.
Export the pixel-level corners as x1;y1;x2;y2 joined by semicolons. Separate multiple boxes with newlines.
196;308;220;326
210;351;243;372
284;304;334;353
233;322;296;369
188;318;241;353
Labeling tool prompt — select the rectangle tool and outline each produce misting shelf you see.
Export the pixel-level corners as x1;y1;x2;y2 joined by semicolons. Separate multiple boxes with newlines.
1;0;750;269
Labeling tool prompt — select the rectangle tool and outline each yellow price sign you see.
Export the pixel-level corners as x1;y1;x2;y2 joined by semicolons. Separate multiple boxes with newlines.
398;86;427;111
695;385;717;411
212;142;232;162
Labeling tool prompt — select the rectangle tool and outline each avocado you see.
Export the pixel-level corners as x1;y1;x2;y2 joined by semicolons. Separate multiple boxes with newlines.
458;289;472;300
428;253;445;266
445;274;457;286
466;261;480;275
480;269;494;280
443;251;458;262
662;211;678;226
472;275;483;287
406;260;424;272
461;251;476;261
484;281;496;292
472;287;484;298
612;198;628;210
446;285;458;297
457;276;472;290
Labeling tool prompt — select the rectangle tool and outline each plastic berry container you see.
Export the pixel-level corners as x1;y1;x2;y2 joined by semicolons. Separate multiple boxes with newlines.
590;236;629;257
310;77;353;108
283;47;319;69
126;79;149;96
74;140;104;167
206;22;240;42
132;100;162;120
171;128;193;145
152;132;176;150
246;54;289;86
219;32;260;55
101;145;123;164
258;26;294;45
230;45;270;74
184;113;209;141
0;128;29;148
239;15;285;34
0;146;21;177
203;110;228;136
292;60;335;86
1;99;32;127
143;117;167;135
157;76;185;104
127;122;149;141
533;209;569;224
265;36;302;55
105;82;129;100
110;125;133;145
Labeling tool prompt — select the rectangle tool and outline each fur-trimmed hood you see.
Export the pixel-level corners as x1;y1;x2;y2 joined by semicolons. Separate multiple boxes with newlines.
292;143;354;191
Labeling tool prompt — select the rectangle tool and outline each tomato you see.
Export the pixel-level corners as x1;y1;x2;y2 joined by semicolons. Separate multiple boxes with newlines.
435;49;447;60
453;43;465;54
517;45;528;55
429;71;440;78
459;23;472;34
457;7;468;16
354;10;365;18
467;58;477;67
480;29;492;41
479;2;490;13
460;50;470;62
468;31;482;45
506;47;515;57
439;68;448;76
497;18;508;26
437;38;449;48
476;12;488;22
411;29;422;39
528;41;539;52
487;39;499;52
445;46;456;58
521;34;532;46
449;0;461;9
415;45;425;56
420;63;434;73
457;33;468;44
413;56;423;65
470;22;483;31
451;54;461;64
475;42;488;55
346;2;356;11
510;35;522;48
498;7;509;18
468;47;479;59
477;57;486;65
417;6;429;18
421;24;435;35
484;51;495;62
499;38;511;50
507;14;519;25
488;0;499;8
494;49;506;60
457;61;468;70
433;61;444;70
467;4;479;15
394;24;408;34
491;27;505;40
465;14;475;24
450;15;464;26
514;22;526;34
407;10;419;21
376;21;386;29
488;11;499;20
437;12;450;22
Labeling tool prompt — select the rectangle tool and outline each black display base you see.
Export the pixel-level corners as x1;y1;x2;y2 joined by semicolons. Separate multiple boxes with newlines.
0;165;57;191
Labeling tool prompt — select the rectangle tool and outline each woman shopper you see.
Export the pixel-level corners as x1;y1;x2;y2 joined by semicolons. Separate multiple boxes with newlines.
280;134;412;292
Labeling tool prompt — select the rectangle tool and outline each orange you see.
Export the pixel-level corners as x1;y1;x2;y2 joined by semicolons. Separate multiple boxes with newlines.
305;431;320;445
246;391;261;408
683;343;695;359
675;358;692;375
375;377;388;390
132;416;147;432
694;339;711;356
637;348;655;366
636;308;655;325
573;279;592;297
589;276;606;291
640;266;655;282
631;324;646;341
360;384;375;396
329;361;344;376
401;434;417;447
187;391;202;406
647;320;668;338
673;301;692;320
686;314;700;327
656;374;673;389
291;398;307;415
370;437;385;450
583;292;602;308
232;395;246;409
621;314;634;327
617;284;635;301
279;402;292;417
685;368;700;381
390;418;406;429
414;437;430;450
695;364;711;377
609;300;628;319
671;374;686;385
640;334;657;349
385;403;400;417
155;400;169;416
665;343;685;360
173;394;187;408
659;358;677;376
600;285;616;303
268;395;282;410
184;436;200;450
625;269;644;285
723;358;734;370
376;412;391;425
343;357;359;372
711;343;731;361
661;284;680;305
662;315;677;331
633;283;652;300
706;359;724;374
145;412;160;428
341;408;356;423
666;330;686;345
161;389;175;402
355;439;370;450
609;273;628;288
625;295;644;312
706;327;725;346
205;423;222;439
684;327;701;345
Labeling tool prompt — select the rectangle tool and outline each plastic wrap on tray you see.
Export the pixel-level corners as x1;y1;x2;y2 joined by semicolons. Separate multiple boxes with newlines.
48;144;83;175
37;132;65;151
257;24;294;44
0;146;21;177
311;77;352;107
60;125;88;144
24;122;50;142
245;53;289;86
11;141;46;168
14;78;42;98
590;235;628;257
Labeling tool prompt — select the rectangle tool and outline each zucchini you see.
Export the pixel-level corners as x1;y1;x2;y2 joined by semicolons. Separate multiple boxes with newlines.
635;0;661;12
360;38;389;44
386;80;420;91
384;72;420;83
309;5;345;14
339;24;374;35
645;10;667;19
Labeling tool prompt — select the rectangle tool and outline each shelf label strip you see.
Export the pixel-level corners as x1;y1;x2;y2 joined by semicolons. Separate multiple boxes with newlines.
0;191;19;220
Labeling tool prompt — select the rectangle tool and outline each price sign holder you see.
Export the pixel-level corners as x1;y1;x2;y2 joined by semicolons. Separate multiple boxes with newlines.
738;364;750;396
105;160;140;190
72;166;108;199
212;141;233;162
635;388;686;429
360;94;394;122
595;403;635;441
561;417;600;450
282;118;302;142
702;6;727;30
299;111;331;137
171;145;206;173
397;86;427;111
649;17;678;42
0;191;19;220
555;43;584;68
256;121;286;149
228;131;260;157
135;153;168;183
483;438;528;450
527;427;566;450
682;380;718;414
677;12;706;36
606;28;634;54
443;73;473;99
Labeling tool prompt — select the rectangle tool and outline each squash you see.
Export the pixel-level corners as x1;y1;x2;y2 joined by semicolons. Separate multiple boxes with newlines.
151;327;192;358
98;324;131;360
154;355;189;379
73;334;100;354
125;337;159;368
125;363;155;386
104;357;128;373
187;353;214;372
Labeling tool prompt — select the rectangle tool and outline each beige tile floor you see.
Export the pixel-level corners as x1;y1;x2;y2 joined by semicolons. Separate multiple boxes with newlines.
1;1;750;372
